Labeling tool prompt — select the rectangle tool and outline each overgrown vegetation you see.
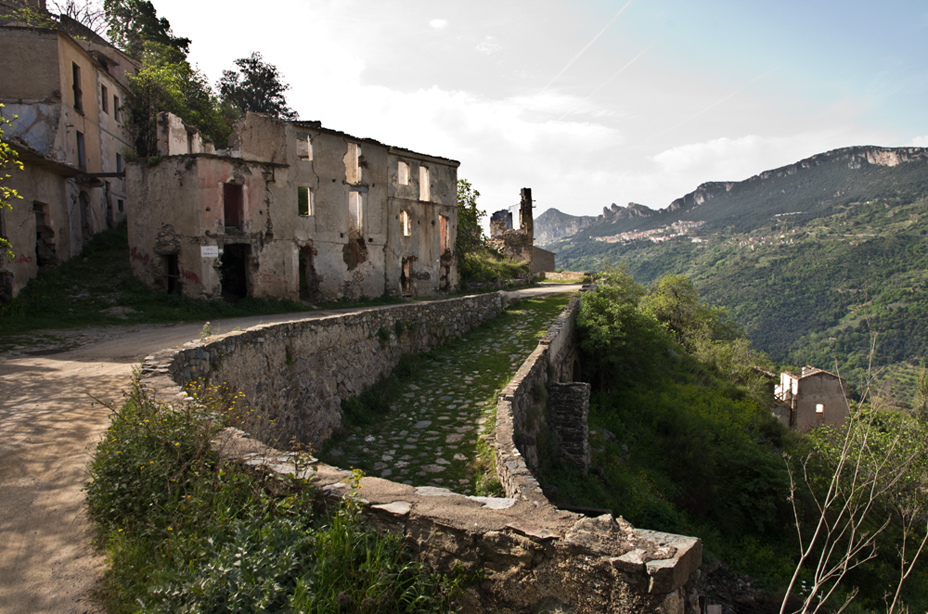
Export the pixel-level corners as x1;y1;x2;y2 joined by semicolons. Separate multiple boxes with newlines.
0;103;22;258
549;176;928;398
325;293;573;496
541;265;928;612
454;179;529;284
0;223;316;339
85;379;471;613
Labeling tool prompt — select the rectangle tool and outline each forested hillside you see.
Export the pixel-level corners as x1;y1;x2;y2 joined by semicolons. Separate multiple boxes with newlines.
544;146;928;390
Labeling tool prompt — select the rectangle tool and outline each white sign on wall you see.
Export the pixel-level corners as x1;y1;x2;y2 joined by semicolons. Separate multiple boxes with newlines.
201;245;219;258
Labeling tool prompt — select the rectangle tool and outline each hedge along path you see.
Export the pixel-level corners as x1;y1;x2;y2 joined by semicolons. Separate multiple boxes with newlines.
321;292;574;494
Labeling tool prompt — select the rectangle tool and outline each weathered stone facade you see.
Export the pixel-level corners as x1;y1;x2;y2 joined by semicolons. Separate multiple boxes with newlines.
532;245;556;275
488;188;535;270
773;365;849;433
127;112;459;302
0;19;137;300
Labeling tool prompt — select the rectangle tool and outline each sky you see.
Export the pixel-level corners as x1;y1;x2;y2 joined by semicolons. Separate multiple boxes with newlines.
153;0;928;220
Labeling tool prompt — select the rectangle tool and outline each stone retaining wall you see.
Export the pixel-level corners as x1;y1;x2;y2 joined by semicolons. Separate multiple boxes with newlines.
494;292;585;502
140;292;508;447
139;290;703;613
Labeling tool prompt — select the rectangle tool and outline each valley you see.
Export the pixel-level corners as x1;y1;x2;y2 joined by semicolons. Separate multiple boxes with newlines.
539;146;928;397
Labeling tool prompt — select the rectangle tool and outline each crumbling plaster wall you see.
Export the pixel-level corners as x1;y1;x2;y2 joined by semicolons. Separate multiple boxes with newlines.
0;26;133;299
386;148;459;296
0;163;73;299
126;155;290;299
129;112;458;303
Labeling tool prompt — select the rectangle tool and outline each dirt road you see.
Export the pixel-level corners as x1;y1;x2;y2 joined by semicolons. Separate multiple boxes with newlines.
0;285;581;614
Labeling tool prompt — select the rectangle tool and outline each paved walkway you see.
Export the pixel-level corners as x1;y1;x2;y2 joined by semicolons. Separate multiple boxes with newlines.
322;290;575;494
0;284;580;614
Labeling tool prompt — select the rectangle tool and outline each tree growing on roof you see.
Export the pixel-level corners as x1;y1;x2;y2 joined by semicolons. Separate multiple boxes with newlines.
218;52;298;120
103;0;190;58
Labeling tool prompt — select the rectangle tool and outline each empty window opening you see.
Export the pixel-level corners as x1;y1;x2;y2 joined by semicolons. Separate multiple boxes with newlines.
400;210;411;236
116;153;123;173
76;131;86;170
220;244;250;302
297;136;313;161
223;183;244;229
398;161;409;185
419;165;430;201
401;256;414;295
117;199;124;213
165;254;180;294
298;187;313;216
101;85;108;113
113;95;120;121
345;143;361;183
348;191;363;232
72;62;83;112
33;202;57;268
186;130;194;154
439;214;449;252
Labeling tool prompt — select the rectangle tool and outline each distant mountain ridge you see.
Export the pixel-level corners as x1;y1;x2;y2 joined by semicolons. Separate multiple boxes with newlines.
536;145;928;245
542;144;928;388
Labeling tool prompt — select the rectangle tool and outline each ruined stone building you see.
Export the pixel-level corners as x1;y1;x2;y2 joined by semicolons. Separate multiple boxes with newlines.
127;112;459;302
488;187;555;276
0;3;138;300
773;366;849;432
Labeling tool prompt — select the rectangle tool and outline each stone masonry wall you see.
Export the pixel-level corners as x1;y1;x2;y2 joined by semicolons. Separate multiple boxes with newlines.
139;289;702;613
141;292;508;448
493;292;586;502
548;382;591;474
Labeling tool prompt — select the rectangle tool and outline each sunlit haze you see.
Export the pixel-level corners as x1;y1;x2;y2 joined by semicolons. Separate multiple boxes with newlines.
155;0;928;218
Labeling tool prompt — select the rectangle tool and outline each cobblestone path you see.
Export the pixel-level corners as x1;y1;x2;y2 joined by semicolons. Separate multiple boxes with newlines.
321;292;573;495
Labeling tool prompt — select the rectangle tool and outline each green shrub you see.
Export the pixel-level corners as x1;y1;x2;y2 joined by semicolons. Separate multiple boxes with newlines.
84;380;471;613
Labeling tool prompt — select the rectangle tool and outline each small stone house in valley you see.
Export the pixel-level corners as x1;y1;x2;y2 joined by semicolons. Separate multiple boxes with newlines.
773;365;849;432
126;112;460;302
0;3;138;300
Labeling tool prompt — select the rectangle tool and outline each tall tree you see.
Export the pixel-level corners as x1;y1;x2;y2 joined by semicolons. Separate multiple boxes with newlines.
455;179;486;262
218;52;298;120
103;0;189;58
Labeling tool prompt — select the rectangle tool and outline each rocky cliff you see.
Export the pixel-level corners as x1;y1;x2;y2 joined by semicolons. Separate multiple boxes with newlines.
536;145;928;244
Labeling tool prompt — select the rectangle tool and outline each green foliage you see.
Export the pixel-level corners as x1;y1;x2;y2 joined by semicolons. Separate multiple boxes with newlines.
577;263;669;390
560;269;798;589
0;7;59;28
548;156;928;395
455;179;486;262
127;41;230;156
218;52;297;120
103;0;190;58
85;381;469;613
0;104;23;258
458;249;528;283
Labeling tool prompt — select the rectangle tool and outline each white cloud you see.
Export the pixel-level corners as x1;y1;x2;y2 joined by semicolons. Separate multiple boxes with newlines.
908;135;928;147
429;18;449;30
476;36;501;56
